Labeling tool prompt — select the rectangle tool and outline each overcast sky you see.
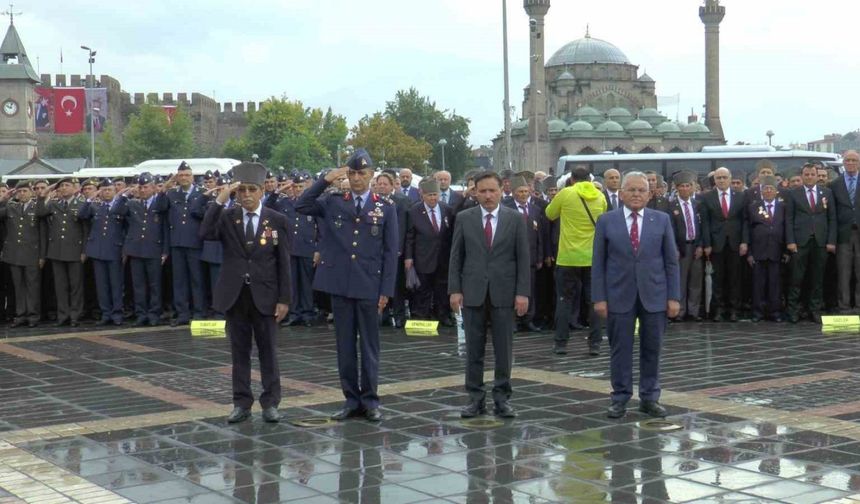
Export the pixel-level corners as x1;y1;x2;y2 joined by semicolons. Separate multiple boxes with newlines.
11;0;857;149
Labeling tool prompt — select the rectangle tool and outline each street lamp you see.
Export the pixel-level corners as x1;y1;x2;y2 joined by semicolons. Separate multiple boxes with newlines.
766;130;774;146
81;45;96;167
422;159;430;175
438;138;447;173
502;0;512;171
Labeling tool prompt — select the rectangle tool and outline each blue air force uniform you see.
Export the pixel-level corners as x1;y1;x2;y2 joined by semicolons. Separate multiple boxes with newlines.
79;192;127;325
166;172;207;323
295;150;398;418
201;196;229;318
275;192;319;325
117;176;169;326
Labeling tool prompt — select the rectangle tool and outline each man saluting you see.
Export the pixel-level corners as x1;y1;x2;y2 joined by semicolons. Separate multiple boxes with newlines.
200;162;291;424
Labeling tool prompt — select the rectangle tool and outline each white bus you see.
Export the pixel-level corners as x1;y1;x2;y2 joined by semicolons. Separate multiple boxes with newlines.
556;146;841;181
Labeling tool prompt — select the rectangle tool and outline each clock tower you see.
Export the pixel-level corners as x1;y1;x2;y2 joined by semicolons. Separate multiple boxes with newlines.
0;11;39;160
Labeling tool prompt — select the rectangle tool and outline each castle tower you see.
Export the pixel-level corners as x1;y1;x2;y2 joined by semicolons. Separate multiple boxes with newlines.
524;0;550;171
699;0;725;141
0;12;39;160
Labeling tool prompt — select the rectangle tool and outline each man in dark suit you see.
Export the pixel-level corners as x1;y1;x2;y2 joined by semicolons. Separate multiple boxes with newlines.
435;170;464;209
374;172;410;328
449;171;530;419
785;163;837;323
503;175;545;332
701;167;747;321
603;169;622;211
645;172;670;214
296;150;398;422
668;171;703;322
405;178;454;325
592;171;680;419
0;181;45;328
200;162;292;424
830;150;860;313
36;177;86;327
397;168;421;202
742;176;785;322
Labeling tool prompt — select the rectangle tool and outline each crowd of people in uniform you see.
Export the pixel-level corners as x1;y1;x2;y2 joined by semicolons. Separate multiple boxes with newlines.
1;151;857;336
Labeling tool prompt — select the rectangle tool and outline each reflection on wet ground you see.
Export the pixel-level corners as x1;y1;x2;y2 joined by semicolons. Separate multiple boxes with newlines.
0;321;859;502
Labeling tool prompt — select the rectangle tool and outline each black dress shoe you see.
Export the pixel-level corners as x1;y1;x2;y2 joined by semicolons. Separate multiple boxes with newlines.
134;319;148;327
394;317;406;329
787;314;799;324
170;319;189;327
27;322;38;328
95;319;110;326
460;402;487;418
113;320;123;326
494;401;516;418
262;407;281;423
438;318;455;328
772;315;784;323
365;408;383;422
811;313;823;324
526;322;543;332
226;407;251;423
638;401;668;418
331;407;362;421
728;312;738;322
9;321;22;328
54;319;69;327
750;315;761;323
607;401;627;419
553;344;567;355
148;320;161;327
694;316;703;322
588;344;600;357
70;320;79;327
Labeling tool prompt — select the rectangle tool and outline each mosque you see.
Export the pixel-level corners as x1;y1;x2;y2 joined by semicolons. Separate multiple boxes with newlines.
494;0;727;173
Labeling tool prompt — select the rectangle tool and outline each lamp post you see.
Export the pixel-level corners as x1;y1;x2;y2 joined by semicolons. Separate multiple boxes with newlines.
81;45;97;167
438;138;447;173
337;143;341;166
502;0;512;171
422;159;430;175
766;130;774;146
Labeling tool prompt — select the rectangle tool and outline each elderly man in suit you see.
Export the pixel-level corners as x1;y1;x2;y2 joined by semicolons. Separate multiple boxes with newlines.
742;176;786;322
592;171;680;419
603;169;622;211
449;171;530;419
668;171;703;322
200;162;292;423
503;175;545;332
435;170;464;209
785;163;837;324
831;150;860;313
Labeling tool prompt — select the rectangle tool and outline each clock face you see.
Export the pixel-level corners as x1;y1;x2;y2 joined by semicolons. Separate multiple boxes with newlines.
2;99;18;117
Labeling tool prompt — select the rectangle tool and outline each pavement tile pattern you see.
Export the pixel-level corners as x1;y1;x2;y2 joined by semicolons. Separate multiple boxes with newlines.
0;321;857;502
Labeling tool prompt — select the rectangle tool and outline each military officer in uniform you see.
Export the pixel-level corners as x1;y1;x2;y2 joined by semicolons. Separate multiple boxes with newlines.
164;161;207;325
201;176;230;318
275;172;319;327
0;181;45;327
79;179;127;326
200;162;291;424
117;173;169;326
295;149;398;422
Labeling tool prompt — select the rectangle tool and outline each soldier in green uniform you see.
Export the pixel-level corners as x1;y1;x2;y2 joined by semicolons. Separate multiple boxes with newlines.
0;181;46;328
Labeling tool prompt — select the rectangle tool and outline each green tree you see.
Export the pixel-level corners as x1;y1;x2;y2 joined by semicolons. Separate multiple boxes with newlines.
384;87;472;178
350;113;432;170
121;104;194;164
221;136;251;162
43;134;91;159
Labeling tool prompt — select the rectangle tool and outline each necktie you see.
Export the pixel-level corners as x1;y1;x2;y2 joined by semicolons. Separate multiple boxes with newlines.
611;193;617;209
683;202;694;241
484;214;493;249
849;176;856;206
808;188;816;211
245;212;256;246
720;192;729;218
630;211;640;254
355;196;362;215
430;207;439;233
441;192;448;204
767;203;773;218
519;204;529;224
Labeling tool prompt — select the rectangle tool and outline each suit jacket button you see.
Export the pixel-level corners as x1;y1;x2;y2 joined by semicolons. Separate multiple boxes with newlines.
353;242;358;247
355;218;360;223
354;230;359;235
351;254;356;260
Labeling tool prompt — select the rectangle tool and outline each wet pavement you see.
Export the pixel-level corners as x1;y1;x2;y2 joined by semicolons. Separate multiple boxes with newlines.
0;321;859;502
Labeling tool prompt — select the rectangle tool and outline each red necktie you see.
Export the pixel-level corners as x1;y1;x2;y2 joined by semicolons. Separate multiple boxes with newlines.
684;202;694;241
430;207;439;233
767;203;773;218
720;192;729;218
808;188;816;211
519;204;529;225
630;211;640;254
484;214;493;249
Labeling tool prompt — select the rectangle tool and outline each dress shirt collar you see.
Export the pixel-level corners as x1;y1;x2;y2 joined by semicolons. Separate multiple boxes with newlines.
242;202;263;219
480;204;499;221
351;189;371;206
424;203;438;215
623;205;642;220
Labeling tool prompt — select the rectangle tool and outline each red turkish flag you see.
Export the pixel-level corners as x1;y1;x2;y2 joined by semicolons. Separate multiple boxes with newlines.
53;87;85;134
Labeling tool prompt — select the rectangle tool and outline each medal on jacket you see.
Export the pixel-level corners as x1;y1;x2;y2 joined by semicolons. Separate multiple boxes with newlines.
371;225;379;236
272;230;278;246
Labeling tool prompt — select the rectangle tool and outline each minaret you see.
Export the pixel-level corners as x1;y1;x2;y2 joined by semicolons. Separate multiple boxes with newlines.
0;9;40;160
524;0;549;172
699;0;725;141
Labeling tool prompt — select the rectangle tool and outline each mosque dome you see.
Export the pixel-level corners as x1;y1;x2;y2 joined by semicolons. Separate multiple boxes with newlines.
626;119;653;131
656;121;682;133
555;70;575;82
596;120;624;133
567;120;594;132
546;35;632;67
682;122;711;134
548;119;567;133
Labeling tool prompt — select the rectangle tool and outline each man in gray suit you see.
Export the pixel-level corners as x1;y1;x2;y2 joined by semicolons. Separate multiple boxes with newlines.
592;171;680;419
449;171;530;419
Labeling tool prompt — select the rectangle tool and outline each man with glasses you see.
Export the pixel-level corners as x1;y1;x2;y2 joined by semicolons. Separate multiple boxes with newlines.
832;151;860;313
200;162;291;424
296;149;398;422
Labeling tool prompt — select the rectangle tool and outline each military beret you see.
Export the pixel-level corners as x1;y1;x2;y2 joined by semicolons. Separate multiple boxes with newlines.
81;178;98;188
233;162;268;186
346;148;374;171
217;176;229;186
137;172;154;185
276;174;288;183
14;179;31;189
98;178;113;188
543;176;558;189
177;161;191;172
500;169;515;180
56;176;77;186
0;182;7;189
203;170;215;180
510;176;529;190
33;179;48;186
673;171;696;186
418;178;440;194
515;170;535;182
759;175;778;188
266;171;275;180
